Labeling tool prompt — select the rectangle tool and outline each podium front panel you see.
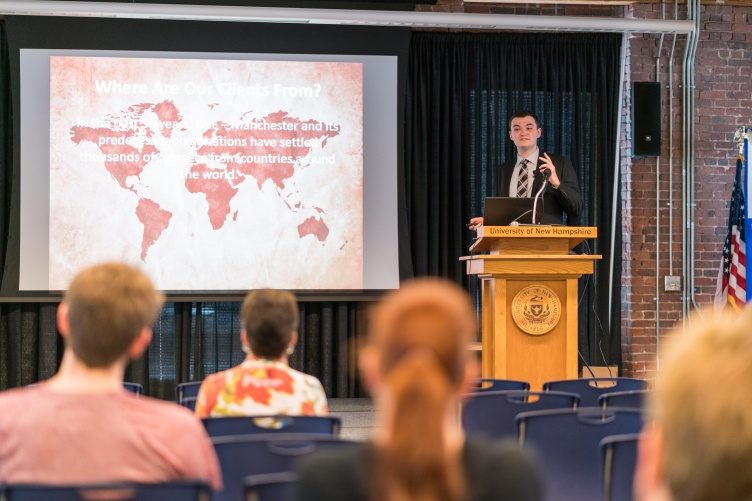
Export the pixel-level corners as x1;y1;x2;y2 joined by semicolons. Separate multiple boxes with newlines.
481;276;579;391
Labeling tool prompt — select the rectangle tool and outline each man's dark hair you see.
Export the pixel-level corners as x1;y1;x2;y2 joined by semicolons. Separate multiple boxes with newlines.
242;289;299;359
509;110;540;129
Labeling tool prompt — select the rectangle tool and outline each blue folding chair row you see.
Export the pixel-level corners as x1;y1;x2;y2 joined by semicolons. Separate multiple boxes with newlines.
122;382;144;396
600;433;640;501
175;381;202;410
516;407;644;501
236;428;639;501
473;378;530;393
462;390;580;440
542;377;648;407
212;433;358;501
0;481;210;501
203;415;341;437
598;389;650;409
243;472;298;501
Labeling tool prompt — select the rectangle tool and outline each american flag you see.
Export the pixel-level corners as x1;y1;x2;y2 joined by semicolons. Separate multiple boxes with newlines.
714;155;747;315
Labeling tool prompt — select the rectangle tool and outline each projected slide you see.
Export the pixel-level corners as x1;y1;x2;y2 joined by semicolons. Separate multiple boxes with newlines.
48;56;364;290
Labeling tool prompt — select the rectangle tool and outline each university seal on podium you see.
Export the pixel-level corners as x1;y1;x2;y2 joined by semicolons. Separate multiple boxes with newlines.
511;285;561;335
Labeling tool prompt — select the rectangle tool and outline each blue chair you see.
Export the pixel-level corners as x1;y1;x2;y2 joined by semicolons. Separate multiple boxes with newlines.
542;377;648;407
243;472;298;501
474;378;530;393
516;407;644;501
599;389;649;410
203;415;341;438
123;382;144;396
175;381;202;410
462;390;579;440
2;481;211;501
601;433;640;501
211;433;358;501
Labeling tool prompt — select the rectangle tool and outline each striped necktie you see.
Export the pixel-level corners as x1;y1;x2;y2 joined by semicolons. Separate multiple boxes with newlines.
516;160;529;197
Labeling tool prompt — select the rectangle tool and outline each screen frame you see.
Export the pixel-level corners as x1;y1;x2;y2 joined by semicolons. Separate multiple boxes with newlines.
2;15;412;302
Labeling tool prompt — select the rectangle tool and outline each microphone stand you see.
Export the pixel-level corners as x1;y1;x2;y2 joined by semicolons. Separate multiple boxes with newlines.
532;169;551;224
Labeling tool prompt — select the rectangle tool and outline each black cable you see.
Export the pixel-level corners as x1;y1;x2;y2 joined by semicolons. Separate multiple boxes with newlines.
580;239;614;379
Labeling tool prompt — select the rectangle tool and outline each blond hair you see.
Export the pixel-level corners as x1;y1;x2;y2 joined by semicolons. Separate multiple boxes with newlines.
651;313;752;501
369;278;476;501
64;262;164;368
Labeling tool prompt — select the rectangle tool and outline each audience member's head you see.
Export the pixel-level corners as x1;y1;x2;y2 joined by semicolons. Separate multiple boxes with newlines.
241;289;299;360
360;277;477;501
60;262;164;368
195;288;326;418
0;262;221;490
635;313;752;501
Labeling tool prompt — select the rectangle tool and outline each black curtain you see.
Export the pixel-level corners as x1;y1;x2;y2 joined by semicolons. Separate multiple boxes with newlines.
0;25;623;398
404;32;623;371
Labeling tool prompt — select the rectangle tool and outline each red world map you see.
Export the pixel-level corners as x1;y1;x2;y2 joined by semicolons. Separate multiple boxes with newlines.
70;100;340;261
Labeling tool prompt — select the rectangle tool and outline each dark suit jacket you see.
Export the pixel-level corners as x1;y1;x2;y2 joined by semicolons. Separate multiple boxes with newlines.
495;152;583;225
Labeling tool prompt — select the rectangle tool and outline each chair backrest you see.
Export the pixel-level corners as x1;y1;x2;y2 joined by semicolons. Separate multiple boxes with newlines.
516;407;644;501
462;390;579;440
542;378;648;407
3;481;211;501
598;390;650;410
474;378;530;393
243;472;298;501
203;415;342;438
175;382;202;408
600;433;640;501
181;396;198;411
211;433;358;501
123;382;144;396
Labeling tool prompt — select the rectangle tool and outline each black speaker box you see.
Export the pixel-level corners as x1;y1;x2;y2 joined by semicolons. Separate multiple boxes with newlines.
632;82;661;157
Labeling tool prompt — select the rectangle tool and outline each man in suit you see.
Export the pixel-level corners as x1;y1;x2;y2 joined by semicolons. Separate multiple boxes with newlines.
469;110;583;228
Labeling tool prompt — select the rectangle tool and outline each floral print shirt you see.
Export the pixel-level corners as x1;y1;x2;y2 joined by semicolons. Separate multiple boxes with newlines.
194;359;328;418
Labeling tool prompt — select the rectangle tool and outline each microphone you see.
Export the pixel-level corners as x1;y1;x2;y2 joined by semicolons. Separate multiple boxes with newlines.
532;172;549;224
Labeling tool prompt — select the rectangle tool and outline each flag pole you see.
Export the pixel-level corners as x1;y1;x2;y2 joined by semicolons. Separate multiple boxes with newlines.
744;128;750;306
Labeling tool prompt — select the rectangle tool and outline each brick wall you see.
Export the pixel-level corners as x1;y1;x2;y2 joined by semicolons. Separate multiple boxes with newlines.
626;3;752;379
420;0;752;379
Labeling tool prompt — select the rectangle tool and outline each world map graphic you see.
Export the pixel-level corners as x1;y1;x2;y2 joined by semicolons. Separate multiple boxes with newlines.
69;100;340;261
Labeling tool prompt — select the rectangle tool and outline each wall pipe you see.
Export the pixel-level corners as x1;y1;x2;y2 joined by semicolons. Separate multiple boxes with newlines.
688;0;702;319
655;25;665;367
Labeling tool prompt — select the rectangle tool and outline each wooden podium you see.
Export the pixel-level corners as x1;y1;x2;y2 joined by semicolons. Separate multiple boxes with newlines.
460;226;600;391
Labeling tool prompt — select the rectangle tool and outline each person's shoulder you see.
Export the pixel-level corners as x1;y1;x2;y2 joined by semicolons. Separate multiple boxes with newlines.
127;394;202;425
126;395;212;446
464;438;543;500
287;366;325;388
464;437;532;464
296;443;370;501
298;442;369;480
129;393;191;412
0;385;36;398
0;385;39;407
